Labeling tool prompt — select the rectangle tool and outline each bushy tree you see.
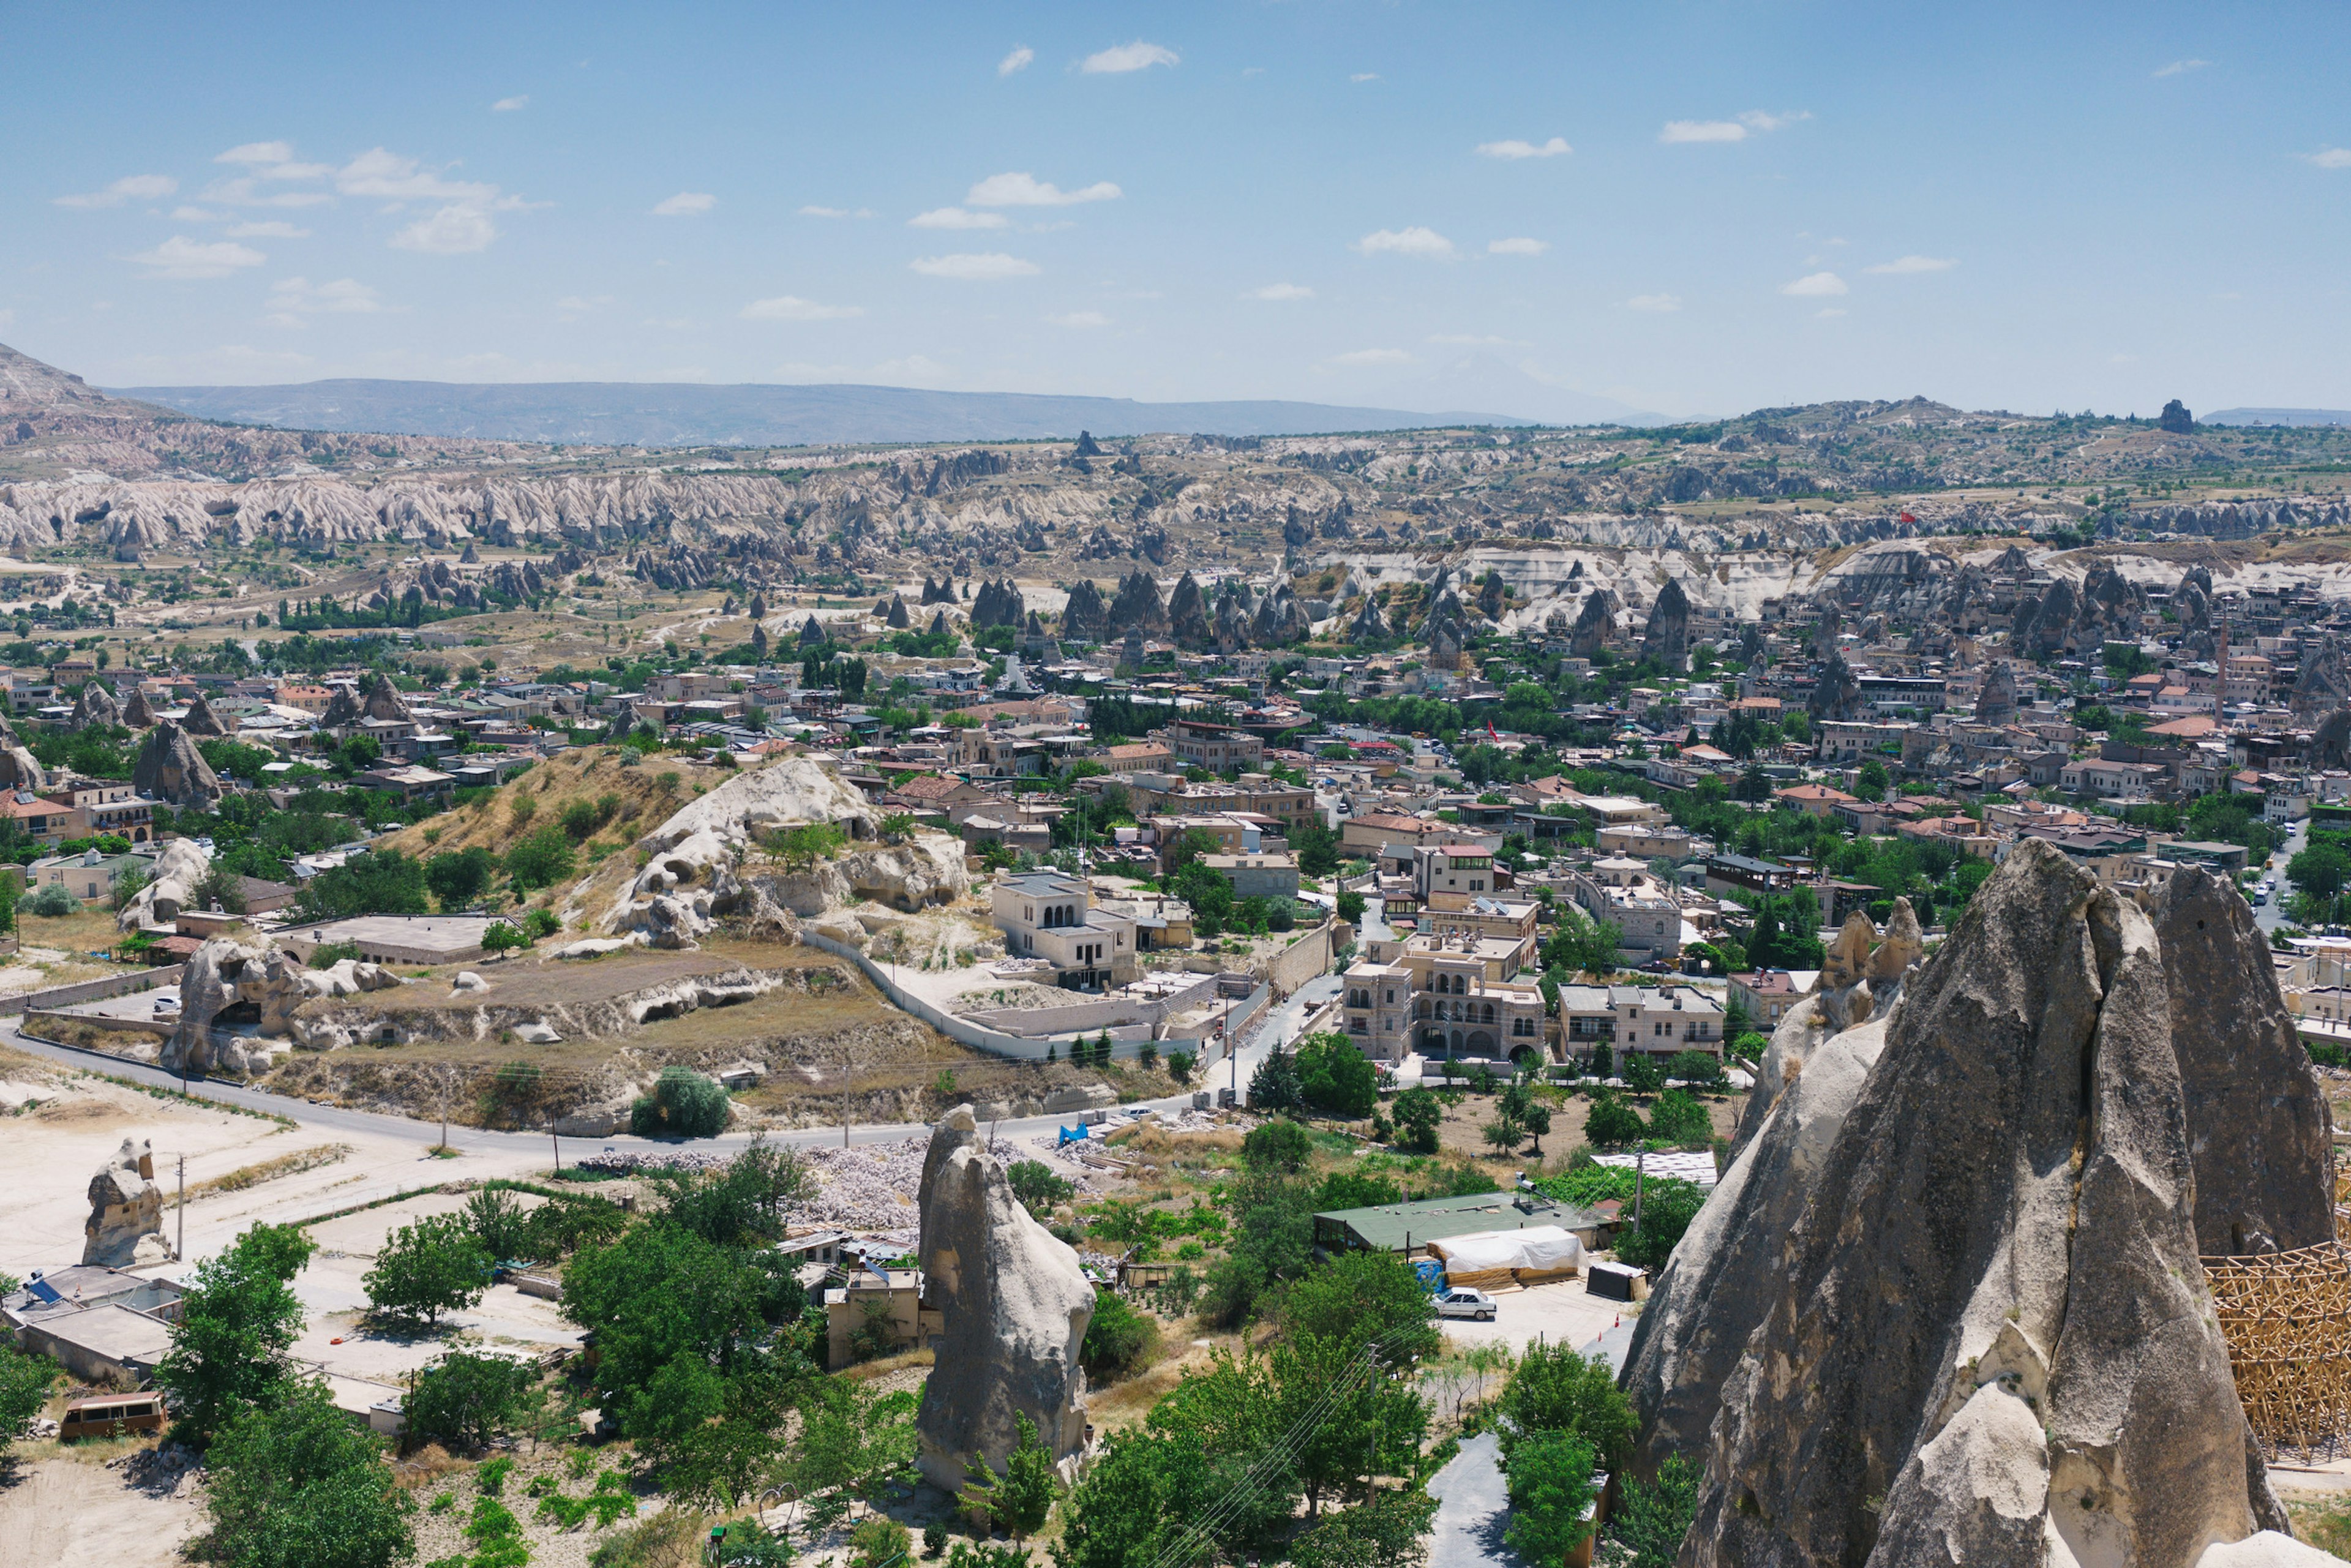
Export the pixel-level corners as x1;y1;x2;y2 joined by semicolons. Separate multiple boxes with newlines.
405;1349;541;1452
1621;1051;1665;1095
1615;1176;1710;1272
1081;1289;1160;1380
197;1381;413;1568
1289;1483;1439;1568
560;1221;777;1438
0;1340;53;1446
960;1412;1059;1540
1390;1086;1442;1153
1502;1428;1599;1566
1248;1048;1305;1114
1295;1031;1379;1119
1279;1250;1438;1371
24;880;80;917
296;849;429;919
424;846;498;908
1008;1158;1076;1215
158;1222;317;1447
505;823;577;890
1498;1337;1638;1471
1648;1087;1715;1147
1583;1090;1646;1149
631;1066;732;1138
365;1213;492;1326
1241;1117;1313;1173
1602;1454;1703;1567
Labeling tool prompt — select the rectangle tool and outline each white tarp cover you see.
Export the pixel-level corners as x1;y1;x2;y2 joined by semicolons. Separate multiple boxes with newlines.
1428;1225;1586;1274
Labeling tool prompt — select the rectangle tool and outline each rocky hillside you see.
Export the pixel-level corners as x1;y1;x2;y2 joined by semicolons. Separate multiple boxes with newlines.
7;342;2351;584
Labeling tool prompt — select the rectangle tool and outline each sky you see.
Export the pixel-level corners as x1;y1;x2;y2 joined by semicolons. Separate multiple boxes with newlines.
6;1;2351;422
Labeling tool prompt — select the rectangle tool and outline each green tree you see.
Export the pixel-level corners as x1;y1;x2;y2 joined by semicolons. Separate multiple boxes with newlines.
1335;889;1367;926
1248;1050;1305;1116
1621;1051;1665;1095
505;823;577;890
561;1221;776;1436
1242;1117;1313;1173
480;920;530;958
405;1349;541;1453
1008;1159;1076;1216
1583;1091;1646;1149
1602;1455;1703;1568
1199;1172;1317;1327
1052;1425;1221;1568
1289;1484;1439;1568
1501;1428;1600;1566
1081;1289;1160;1381
364;1214;492;1326
1390;1086;1442;1153
766;822;848;872
1295;1031;1379;1119
158;1222;317;1447
197;1382;413;1568
0;1340;53;1446
961;1412;1059;1540
295;849;429;919
424;846;498;908
1615;1177;1710;1272
1648;1087;1715;1146
631;1066;732;1138
788;1379;921;1530
1498;1337;1638;1471
1279;1250;1439;1371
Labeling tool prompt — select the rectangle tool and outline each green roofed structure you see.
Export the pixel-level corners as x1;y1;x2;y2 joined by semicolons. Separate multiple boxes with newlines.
1311;1189;1608;1259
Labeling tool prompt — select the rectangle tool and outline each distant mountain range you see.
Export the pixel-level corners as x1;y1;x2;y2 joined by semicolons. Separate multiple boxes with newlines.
2201;407;2351;427
103;377;1665;448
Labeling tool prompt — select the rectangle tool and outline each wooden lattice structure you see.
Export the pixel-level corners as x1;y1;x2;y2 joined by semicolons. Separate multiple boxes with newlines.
2203;1242;2351;1464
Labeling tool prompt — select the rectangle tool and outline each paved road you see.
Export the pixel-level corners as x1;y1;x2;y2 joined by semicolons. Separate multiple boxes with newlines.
1427;1431;1520;1568
2255;818;2306;937
2;961;1344;1162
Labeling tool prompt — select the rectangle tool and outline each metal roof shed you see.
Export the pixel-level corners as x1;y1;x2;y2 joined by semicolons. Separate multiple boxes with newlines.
1311;1190;1604;1258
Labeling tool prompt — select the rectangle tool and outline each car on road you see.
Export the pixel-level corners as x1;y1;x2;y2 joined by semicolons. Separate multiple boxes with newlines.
1434;1286;1499;1321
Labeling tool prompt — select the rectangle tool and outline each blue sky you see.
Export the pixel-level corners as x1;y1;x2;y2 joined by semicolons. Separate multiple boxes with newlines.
7;1;2350;421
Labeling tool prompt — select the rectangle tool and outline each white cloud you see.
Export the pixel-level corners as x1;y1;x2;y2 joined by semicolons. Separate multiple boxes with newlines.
1864;254;1955;274
2153;59;2208;77
1351;73;1381;83
1816;307;1847;318
1627;293;1681;312
1488;237;1549;255
492;94;530;111
128;235;265;279
2306;148;2351;169
910;206;1008;230
201;178;333;208
1428;334;1518;346
392;204;498;254
1082;40;1179;74
337;148;498;202
774;361;852;378
798;204;875;218
264;276;384;324
1355;227;1455;259
1477;137;1571;159
171;206;223;222
1332;348;1413;366
1661;109;1809;144
553;294;613;315
1780;271;1848;297
211;142;333;180
966;171;1122;207
55;174;178;209
740;294;864;321
216;142;294;166
909;252;1039;280
999;46;1033;76
1051;310;1111;328
1246;283;1314;300
653;192;718;216
226;220;309;238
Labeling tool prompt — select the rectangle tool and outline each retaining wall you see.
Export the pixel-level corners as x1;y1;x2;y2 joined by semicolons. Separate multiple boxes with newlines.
958;971;1221;1038
0;964;184;1018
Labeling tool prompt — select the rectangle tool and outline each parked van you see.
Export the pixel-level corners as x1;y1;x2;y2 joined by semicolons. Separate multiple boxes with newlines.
59;1391;167;1441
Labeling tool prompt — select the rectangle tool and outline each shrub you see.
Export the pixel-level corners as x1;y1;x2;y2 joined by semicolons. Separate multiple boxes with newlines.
1584;1091;1646;1149
850;1515;912;1568
1602;1454;1703;1568
508;823;578;890
1621;1052;1665;1095
24;882;79;917
425;847;498;909
1665;1050;1728;1092
1007;1160;1074;1215
307;940;363;969
1240;1118;1313;1173
630;1067;730;1139
1648;1088;1714;1148
1079;1289;1158;1381
1614;1177;1710;1272
1164;1049;1195;1085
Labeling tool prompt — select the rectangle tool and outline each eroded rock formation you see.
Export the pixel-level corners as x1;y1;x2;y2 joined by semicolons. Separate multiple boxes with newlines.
914;1106;1093;1490
132;719;223;807
163;937;310;1074
118;836;211;931
83;1136;168;1267
1680;842;2290;1567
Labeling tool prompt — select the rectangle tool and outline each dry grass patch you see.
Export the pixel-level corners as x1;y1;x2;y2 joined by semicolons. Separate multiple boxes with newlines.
186;1142;352;1199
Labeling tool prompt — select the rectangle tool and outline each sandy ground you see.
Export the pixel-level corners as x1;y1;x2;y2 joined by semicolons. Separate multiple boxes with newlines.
0;1447;206;1568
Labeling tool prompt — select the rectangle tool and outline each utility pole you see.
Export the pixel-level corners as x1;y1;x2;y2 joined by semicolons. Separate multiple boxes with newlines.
438;1066;452;1153
1633;1147;1646;1233
175;1153;185;1262
550;1122;561;1174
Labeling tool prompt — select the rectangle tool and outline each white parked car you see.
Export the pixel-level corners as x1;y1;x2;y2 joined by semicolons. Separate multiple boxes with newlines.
1434;1286;1498;1321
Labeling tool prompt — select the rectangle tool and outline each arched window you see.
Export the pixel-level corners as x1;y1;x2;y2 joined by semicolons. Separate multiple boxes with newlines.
1481;1004;1496;1026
